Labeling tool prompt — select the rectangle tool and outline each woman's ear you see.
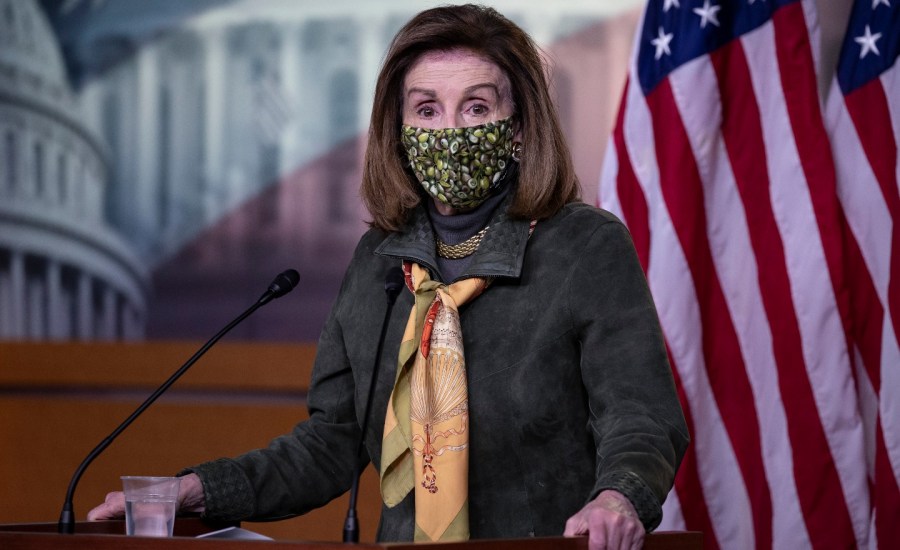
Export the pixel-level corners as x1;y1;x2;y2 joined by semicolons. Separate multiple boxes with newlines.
512;116;523;143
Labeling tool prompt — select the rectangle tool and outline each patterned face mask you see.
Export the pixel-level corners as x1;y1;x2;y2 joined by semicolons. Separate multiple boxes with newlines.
401;116;516;210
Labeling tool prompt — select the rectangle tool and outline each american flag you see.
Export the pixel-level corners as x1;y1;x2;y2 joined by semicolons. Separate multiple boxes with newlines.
824;0;900;548
598;0;898;547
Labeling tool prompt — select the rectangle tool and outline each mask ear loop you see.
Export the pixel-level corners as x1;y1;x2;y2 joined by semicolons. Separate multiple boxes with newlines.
511;141;523;162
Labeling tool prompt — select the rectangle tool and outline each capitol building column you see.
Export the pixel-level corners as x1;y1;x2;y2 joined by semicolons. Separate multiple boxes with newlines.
8;250;26;339
202;27;226;225
25;266;42;338
278;22;300;176
135;46;161;238
76;271;93;340
121;301;142;341
45;258;64;339
98;285;116;341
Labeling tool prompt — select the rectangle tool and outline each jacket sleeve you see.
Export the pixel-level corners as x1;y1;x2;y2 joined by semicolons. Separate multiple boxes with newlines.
570;217;689;531
184;257;365;522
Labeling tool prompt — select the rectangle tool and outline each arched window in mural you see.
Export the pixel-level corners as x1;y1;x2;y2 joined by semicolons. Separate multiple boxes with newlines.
4;130;17;196
101;91;120;225
57;152;67;205
33;140;45;198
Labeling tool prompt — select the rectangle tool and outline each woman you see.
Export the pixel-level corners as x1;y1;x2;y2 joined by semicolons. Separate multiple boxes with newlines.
90;5;688;550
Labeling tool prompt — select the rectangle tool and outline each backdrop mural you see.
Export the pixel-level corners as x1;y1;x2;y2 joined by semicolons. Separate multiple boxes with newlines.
0;0;643;342
0;0;847;343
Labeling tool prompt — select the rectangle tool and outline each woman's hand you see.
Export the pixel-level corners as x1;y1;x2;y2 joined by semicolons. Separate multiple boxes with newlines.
86;473;206;521
564;489;645;550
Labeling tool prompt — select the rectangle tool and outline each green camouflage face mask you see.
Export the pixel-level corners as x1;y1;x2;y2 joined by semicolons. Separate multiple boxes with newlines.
401;116;516;210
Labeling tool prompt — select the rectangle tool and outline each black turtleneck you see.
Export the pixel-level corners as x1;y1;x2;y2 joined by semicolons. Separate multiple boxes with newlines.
426;179;513;282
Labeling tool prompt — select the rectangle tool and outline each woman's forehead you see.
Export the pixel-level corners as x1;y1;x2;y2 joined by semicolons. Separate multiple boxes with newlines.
403;48;511;96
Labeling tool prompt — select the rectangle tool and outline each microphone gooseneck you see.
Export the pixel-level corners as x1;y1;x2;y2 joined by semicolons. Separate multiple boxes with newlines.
343;266;405;543
58;269;300;534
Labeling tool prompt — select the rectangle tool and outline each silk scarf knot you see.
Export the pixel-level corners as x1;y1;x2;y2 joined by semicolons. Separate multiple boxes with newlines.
380;262;487;542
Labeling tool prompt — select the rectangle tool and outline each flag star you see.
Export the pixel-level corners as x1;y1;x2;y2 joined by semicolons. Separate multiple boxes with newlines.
693;0;722;28
663;0;680;11
872;0;890;9
651;26;674;60
855;25;882;58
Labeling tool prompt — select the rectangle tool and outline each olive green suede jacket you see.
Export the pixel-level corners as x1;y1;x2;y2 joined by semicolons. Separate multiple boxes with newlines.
188;199;689;541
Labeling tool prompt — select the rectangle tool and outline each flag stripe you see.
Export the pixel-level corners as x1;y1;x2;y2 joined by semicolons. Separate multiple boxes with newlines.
710;36;855;549
666;346;719;550
875;419;900;546
646;77;774;549
843;79;900;356
774;6;875;546
839;61;900;548
772;3;850;339
623;75;753;548
612;80;651;271
885;66;900;159
742;17;871;546
829;69;900;550
846;229;885;388
827;79;891;389
669;43;810;548
608;82;720;544
829;3;900;543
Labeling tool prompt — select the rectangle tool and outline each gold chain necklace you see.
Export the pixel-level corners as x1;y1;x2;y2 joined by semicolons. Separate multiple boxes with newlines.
435;226;489;259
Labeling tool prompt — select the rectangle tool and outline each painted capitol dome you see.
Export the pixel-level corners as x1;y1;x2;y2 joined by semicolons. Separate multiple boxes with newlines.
0;0;146;340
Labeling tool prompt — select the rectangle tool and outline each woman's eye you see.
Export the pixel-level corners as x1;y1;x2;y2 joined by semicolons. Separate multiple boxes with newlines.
417;106;435;118
470;104;488;116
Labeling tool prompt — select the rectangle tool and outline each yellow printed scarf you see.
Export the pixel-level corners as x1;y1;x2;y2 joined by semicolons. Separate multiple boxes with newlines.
380;262;488;542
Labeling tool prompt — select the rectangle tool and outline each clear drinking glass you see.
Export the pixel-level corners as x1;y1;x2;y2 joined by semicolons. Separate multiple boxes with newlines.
121;476;180;537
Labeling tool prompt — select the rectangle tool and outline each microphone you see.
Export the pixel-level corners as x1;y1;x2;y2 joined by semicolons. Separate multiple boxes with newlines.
342;266;405;543
259;269;300;305
58;269;301;534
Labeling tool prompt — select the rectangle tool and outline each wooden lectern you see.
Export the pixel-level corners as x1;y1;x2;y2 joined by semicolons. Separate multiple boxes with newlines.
0;519;701;549
1;343;704;549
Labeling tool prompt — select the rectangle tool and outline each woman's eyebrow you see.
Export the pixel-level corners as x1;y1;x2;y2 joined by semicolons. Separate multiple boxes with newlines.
405;83;501;99
405;87;437;99
462;83;500;97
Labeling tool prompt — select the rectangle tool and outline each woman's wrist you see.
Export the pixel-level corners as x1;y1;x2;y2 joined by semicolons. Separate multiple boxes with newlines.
178;473;206;514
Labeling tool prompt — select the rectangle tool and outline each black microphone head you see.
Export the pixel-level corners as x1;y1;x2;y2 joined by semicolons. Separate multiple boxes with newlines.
268;269;300;299
385;267;405;296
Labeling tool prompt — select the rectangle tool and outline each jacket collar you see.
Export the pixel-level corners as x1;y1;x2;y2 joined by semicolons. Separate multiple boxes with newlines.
374;192;532;282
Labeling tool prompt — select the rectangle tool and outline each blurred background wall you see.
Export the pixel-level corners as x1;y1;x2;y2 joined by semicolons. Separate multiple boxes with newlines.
0;0;851;343
0;0;650;343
